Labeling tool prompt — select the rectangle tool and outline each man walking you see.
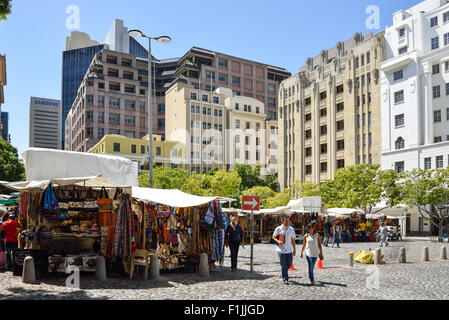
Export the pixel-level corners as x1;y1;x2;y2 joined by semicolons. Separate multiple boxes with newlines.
323;218;331;247
378;223;389;247
272;216;296;285
0;213;21;271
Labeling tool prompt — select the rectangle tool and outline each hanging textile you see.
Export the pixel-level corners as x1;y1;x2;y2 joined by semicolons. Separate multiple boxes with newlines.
112;194;135;258
39;183;60;220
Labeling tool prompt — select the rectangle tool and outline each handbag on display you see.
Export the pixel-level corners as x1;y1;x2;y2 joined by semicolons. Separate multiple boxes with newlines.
57;187;69;210
83;187;98;211
68;187;83;211
97;187;112;227
40;183;60;220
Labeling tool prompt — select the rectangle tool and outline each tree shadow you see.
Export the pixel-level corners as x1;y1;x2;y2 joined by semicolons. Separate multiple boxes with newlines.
0;286;110;300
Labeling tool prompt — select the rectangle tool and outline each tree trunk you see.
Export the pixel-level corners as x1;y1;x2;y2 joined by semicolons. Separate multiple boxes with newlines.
439;221;444;242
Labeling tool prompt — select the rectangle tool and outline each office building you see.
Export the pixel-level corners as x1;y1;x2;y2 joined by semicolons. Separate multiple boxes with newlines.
381;0;449;174
88;134;186;171
1;112;9;142
0;54;6;135
279;32;385;188
29;97;62;149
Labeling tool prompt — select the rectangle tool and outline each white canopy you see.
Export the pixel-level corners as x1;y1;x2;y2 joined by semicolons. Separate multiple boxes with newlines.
260;206;292;216
324;208;364;217
132;187;216;208
287;197;322;213
1;176;128;192
23;148;136;187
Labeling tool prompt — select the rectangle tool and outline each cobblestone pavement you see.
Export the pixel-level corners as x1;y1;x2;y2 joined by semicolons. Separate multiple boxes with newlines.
0;239;448;300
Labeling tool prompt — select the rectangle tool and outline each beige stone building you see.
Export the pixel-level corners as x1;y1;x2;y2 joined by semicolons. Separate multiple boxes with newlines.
279;32;385;189
165;82;227;173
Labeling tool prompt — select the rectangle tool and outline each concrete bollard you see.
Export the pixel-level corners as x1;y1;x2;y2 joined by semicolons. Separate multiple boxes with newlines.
22;256;36;284
150;255;160;280
374;248;382;265
95;256;107;281
422;246;430;261
198;253;209;277
398;247;406;263
349;252;354;267
440;247;447;260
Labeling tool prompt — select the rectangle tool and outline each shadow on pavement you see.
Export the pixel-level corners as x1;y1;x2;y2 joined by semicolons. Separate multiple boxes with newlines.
0;287;110;300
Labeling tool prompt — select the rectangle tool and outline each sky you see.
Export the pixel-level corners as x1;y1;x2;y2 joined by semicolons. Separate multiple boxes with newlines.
0;0;422;156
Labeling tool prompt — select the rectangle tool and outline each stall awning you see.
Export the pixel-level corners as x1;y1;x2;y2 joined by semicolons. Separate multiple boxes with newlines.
287;197;322;213
324;208;364;217
260;206;292;216
0;199;18;205
132;187;216;208
1;176;129;192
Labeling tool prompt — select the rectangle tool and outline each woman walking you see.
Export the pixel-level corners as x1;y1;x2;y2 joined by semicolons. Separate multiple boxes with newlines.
225;216;245;272
300;223;324;286
331;222;341;248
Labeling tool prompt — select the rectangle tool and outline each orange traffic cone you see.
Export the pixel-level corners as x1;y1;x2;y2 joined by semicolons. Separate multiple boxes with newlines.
289;264;295;271
317;259;324;269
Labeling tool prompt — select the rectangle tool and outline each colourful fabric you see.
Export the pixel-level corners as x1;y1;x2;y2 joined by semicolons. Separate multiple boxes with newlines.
2;220;21;243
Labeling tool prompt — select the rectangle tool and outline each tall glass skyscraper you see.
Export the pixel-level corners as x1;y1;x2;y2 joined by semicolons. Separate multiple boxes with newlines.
61;44;104;147
1;111;9;142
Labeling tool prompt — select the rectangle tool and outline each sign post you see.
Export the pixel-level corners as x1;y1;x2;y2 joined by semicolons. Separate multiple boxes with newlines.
242;195;260;272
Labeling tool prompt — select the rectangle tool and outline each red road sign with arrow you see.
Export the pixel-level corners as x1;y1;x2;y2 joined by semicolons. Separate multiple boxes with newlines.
242;195;260;211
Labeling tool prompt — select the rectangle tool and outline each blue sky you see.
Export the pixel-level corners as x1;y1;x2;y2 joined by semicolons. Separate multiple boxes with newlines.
0;0;421;156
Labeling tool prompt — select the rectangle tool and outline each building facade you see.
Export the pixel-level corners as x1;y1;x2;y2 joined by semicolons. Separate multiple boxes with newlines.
279;32;385;189
0;54;6;136
165;82;227;173
29;97;62;149
87;134;186;171
381;0;449;174
1;112;9;142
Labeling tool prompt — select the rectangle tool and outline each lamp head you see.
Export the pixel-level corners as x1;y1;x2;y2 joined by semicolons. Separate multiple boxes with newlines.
128;29;144;38
156;35;171;44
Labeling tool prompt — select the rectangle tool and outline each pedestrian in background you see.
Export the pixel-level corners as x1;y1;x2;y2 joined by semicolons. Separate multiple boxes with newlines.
300;223;324;286
377;223;389;247
322;218;331;247
225;216;245;272
272;216;296;285
331;222;341;248
0;213;22;271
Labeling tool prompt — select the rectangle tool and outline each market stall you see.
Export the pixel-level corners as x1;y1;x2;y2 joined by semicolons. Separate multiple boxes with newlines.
131;187;228;272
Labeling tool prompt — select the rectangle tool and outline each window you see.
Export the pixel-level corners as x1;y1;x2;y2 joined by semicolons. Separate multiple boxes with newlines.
436;155;444;168
399;47;408;55
434;136;442;143
256;106;260;114
305;129;312;140
431;16;438;27
305;147;312;157
110;98;120;107
202;95;208;102
434;110;442;123
113;143;120;152
399;28;406;38
395;161;405;173
320;162;328;173
444;11;449;23
337;159;345;169
337;140;344;151
305;113;312;122
367;51;371;64
395;114;405;127
213;96;219;104
235;120;240;129
368;111;372;124
446;83;449;96
131;145;136;154
219;74;227;82
424;157;432;169
393;70;403;81
354;57;359;69
433;85;441;98
156;147;161;156
125;101;135;109
431;37;439;50
337;120;344;132
445;33;449;46
395;137;405;150
433;64;440;74
98;112;104;121
98;96;105;105
235;103;239;110
320;125;327;136
206;71;215;79
190;92;197;100
86;111;94;120
305;165;312;175
141;145;146;154
98;128;104;137
124;115;135;125
87;95;93;103
232;77;240;85
268;97;276;105
447;108;449;120
245;151;249;160
368;133;372;146
98;82;105;90
394;90;404;104
218;59;228;68
268;84;276;92
109;114;120;123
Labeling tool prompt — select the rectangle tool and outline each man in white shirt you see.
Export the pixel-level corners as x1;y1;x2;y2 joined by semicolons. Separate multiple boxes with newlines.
272;215;296;284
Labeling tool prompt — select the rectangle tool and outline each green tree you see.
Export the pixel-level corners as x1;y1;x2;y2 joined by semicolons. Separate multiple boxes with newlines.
234;164;264;191
290;181;321;199
401;168;449;239
0;139;25;194
138;167;189;189
242;186;276;209
266;189;291;209
0;0;12;21
319;164;402;214
180;173;211;196
263;174;280;192
206;169;242;199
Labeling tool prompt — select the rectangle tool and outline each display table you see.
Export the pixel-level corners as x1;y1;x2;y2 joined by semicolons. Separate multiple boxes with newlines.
48;254;99;273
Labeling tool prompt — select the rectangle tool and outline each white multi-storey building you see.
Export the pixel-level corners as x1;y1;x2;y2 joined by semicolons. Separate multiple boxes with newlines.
381;0;449;174
29;97;62;149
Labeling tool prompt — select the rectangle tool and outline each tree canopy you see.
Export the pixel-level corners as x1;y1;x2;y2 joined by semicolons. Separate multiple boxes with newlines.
0;0;12;21
0;139;25;194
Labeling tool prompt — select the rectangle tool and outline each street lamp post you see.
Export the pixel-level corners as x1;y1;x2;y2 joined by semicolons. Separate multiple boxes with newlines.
128;29;171;188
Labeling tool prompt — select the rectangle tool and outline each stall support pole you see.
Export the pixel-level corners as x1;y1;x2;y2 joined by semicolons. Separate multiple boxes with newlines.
250;210;254;272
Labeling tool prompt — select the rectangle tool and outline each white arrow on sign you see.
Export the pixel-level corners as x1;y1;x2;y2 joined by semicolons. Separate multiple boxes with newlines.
244;198;258;209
